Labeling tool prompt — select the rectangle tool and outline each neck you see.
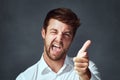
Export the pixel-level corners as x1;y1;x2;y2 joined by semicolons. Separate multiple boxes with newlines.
43;53;66;73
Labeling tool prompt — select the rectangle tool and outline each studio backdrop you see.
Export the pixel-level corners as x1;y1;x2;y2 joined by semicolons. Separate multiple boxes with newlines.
0;0;120;80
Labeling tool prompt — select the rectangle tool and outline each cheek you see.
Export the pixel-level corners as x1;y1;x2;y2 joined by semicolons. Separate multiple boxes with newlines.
45;35;55;44
63;39;73;48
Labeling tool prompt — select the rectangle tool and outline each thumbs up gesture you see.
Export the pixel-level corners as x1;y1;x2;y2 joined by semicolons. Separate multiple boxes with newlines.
73;40;91;80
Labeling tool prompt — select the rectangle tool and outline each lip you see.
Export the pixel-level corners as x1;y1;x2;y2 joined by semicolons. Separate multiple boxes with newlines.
51;44;62;54
52;44;61;48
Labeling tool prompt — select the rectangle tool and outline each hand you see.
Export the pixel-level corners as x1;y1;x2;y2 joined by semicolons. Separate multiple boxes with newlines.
73;40;91;80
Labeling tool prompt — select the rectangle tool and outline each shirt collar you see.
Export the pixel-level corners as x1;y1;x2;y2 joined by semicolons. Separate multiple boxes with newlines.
38;55;74;75
65;55;74;67
57;55;74;74
38;55;50;75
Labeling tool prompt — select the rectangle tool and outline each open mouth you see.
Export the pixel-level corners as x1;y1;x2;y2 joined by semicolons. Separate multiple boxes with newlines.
51;44;62;53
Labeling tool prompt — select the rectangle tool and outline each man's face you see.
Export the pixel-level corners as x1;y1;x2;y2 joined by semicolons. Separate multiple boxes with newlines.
42;19;74;61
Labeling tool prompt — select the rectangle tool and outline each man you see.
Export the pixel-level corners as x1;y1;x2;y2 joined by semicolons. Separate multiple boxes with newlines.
16;8;101;80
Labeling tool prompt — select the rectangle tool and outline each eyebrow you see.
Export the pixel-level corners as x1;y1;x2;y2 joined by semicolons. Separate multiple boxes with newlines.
50;28;71;32
49;28;58;32
50;28;57;31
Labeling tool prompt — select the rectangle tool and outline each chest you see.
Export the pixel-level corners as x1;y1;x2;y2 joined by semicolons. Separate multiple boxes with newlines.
36;70;79;80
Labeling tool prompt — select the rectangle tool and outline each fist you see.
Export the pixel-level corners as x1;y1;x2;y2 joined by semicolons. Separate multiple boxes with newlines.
73;40;91;79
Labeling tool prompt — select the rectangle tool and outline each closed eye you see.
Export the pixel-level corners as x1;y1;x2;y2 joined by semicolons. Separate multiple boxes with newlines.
50;29;57;34
63;32;72;38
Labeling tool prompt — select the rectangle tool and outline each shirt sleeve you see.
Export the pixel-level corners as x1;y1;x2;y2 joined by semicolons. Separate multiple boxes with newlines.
89;61;101;80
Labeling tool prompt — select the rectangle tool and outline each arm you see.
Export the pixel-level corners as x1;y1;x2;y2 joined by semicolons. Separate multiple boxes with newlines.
73;40;101;80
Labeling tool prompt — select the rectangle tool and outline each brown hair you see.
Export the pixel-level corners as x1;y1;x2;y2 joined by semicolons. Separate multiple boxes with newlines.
43;8;80;35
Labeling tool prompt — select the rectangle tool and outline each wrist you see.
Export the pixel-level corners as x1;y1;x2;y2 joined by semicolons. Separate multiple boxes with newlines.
79;68;91;80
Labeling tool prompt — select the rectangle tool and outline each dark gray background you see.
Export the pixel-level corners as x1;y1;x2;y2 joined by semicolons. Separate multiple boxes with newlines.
0;0;120;80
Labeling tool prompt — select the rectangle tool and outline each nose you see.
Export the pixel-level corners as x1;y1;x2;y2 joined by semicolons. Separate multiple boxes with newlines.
56;33;63;43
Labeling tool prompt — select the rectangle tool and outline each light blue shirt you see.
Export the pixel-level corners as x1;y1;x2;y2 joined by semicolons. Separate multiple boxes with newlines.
16;55;101;80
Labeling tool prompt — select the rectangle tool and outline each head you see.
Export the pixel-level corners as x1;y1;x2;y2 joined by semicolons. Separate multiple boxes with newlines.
41;8;80;61
43;8;80;36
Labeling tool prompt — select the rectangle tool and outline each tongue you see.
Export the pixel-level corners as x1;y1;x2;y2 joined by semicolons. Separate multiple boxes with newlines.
52;46;61;53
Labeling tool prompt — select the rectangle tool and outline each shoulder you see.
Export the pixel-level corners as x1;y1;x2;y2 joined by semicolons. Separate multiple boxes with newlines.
16;61;39;80
89;60;99;71
23;61;39;75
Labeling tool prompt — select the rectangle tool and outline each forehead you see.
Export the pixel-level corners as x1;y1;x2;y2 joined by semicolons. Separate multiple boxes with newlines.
47;19;73;32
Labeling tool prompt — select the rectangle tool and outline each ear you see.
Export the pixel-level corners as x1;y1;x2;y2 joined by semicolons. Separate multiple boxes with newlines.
41;28;46;39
